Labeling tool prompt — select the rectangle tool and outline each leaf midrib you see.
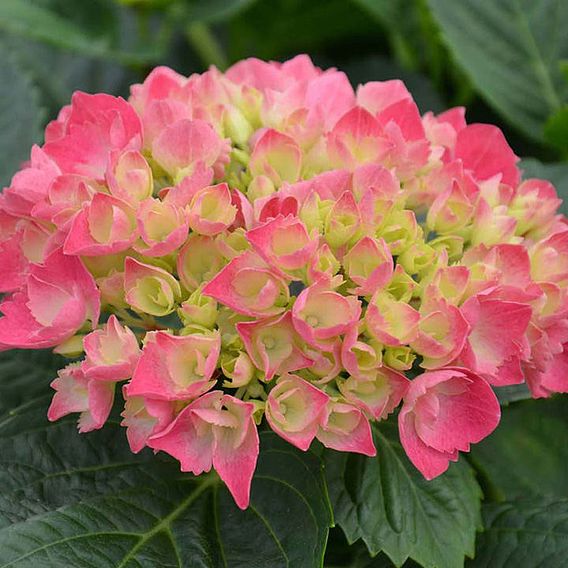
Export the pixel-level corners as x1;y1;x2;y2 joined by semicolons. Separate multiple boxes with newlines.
115;475;219;568
0;477;217;568
511;0;562;112
376;428;459;567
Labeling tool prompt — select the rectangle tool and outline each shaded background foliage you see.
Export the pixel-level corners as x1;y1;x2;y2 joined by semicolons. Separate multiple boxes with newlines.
0;1;568;566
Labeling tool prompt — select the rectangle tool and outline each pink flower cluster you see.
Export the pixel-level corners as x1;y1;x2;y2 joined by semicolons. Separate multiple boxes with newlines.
1;55;567;509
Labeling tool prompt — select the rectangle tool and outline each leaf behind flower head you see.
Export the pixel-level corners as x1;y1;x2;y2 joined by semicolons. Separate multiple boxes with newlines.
0;386;333;568
0;349;62;416
324;418;482;568
0;46;45;188
428;0;568;142
470;397;568;501
0;0;168;66
468;498;568;568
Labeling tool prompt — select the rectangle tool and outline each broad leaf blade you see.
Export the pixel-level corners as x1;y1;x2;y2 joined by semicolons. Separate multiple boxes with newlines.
0;392;332;568
543;105;568;153
325;420;482;568
470;397;568;500
469;499;568;567
0;0;163;64
1;34;137;115
0;47;44;187
428;0;568;142
0;349;62;415
228;0;377;61
188;0;259;23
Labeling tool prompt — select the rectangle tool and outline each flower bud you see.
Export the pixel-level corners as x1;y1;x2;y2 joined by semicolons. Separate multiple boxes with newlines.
307;243;341;285
383;346;415;370
324;191;361;248
426;181;475;234
179;288;218;328
124;257;182;316
378;209;420;255
429;235;464;262
216;228;250;259
224;105;253;146
386;265;417;303
221;351;255;388
397;242;437;275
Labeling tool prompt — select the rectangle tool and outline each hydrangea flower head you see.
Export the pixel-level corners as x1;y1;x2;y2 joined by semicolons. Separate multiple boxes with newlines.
2;54;568;509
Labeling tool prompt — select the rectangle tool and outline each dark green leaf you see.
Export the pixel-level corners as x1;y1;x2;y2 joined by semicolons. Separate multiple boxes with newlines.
544;105;568;153
2;34;137;118
0;392;332;568
0;46;44;187
470;397;568;500
187;0;259;23
351;0;425;71
228;0;378;62
0;0;164;64
469;499;568;567
324;527;418;567
325;420;482;568
520;158;568;213
352;0;401;27
0;349;61;416
428;0;568;142
36;0;118;39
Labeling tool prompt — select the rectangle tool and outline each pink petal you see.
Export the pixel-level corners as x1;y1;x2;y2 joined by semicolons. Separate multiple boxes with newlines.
317;402;376;456
454;123;520;187
212;396;259;510
148;401;215;475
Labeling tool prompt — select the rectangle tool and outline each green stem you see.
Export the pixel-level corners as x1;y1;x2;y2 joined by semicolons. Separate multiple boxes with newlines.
185;22;228;71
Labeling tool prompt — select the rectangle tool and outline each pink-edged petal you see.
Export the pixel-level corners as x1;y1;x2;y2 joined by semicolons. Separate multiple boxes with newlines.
265;373;329;451
454;123;520;187
399;410;457;479
148;403;215;475
317;402;376;456
212;396;259;510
